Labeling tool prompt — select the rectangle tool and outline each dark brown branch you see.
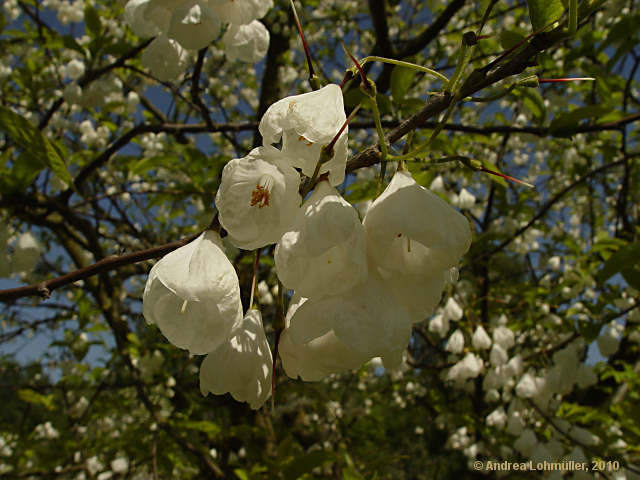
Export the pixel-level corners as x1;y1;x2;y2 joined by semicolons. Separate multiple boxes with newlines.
0;232;201;303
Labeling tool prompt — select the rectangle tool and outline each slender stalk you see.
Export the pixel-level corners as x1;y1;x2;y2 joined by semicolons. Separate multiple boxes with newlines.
568;0;577;33
355;56;449;84
249;248;262;309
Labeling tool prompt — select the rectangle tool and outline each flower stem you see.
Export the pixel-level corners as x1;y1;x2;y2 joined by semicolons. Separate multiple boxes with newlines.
354;56;449;84
249;248;262;309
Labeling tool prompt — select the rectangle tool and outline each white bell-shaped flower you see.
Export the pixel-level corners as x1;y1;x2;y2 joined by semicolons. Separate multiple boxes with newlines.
472;325;492;349
199;309;272;409
443;297;463;321
209;0;273;26
216;145;301;250
143;230;242;355
515;372;538;398
446;353;483;382
275;181;367;299
490;343;508;366
284;272;412;364
492;325;515;349
168;0;221;51
124;0;171;37
364;170;471;321
597;321;623;357
141;35;188;82
278;295;370;381
428;313;449;336
12;232;42;274
222;20;269;63
445;329;464;354
259;84;348;186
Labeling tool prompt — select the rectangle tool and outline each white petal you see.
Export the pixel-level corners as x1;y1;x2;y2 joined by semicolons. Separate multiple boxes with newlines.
200;309;272;409
275;181;367;299
168;0;220;51
12;232;42;273
472;325;492;349
216;145;301;250
259;84;347;186
289;273;412;358
142;231;242;355
209;0;273;25
223;20;269;63
364;170;472;275
279;295;369;381
141;35;187;82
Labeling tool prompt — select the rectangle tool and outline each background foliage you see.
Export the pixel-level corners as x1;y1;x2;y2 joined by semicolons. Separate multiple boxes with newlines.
0;0;639;478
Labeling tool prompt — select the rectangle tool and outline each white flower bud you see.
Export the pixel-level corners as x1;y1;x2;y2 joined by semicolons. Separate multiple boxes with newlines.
65;59;85;80
486;407;507;429
490;344;508;366
515;373;538;398
492;325;515;349
472;325;491;349
445;329;465;354
456;188;475;209
443;297;464;321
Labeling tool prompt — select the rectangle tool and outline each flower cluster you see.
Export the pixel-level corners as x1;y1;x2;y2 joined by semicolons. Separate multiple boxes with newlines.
143;84;472;408
143;230;272;408
124;0;272;81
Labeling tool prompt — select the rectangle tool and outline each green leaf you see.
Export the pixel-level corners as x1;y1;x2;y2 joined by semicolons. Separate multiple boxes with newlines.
130;155;181;175
499;30;526;50
283;451;335;480
84;5;102;37
18;389;56;411
234;469;249;480
482;160;508;187
621;266;640;291
390;66;416;104
549;106;613;134
171;420;221;437
61;35;85;55
525;0;565;30
0;107;73;188
596;241;640;285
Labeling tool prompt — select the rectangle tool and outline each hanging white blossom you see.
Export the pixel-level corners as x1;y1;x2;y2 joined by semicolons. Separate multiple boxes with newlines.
200;309;272;409
141;35;188;82
142;230;242;355
275;181;367;299
364;170;471;321
209;0;273;25
259;84;348;186
168;0;221;51
215;145;301;250
223;20;270;63
278;295;370;381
